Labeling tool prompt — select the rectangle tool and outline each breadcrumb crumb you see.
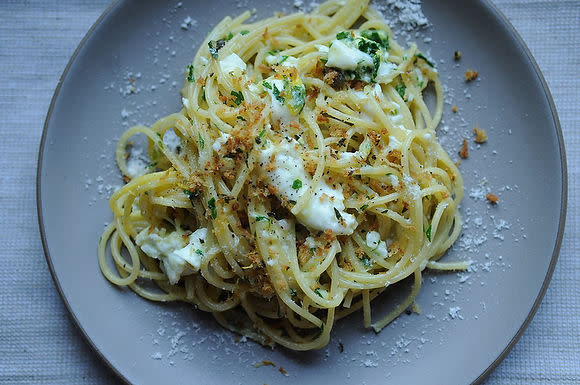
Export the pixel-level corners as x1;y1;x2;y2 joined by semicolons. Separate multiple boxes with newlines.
254;360;276;368
486;193;499;204
452;105;458;113
465;69;478;82
459;139;469;159
454;50;462;60
473;126;488;143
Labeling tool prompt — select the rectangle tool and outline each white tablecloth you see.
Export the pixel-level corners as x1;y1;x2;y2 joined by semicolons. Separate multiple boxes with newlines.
1;0;578;383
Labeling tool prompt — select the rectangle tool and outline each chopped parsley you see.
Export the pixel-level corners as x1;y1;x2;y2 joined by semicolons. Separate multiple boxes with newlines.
186;64;194;82
146;161;158;169
198;133;205;150
255;128;266;144
208;41;219;59
415;53;434;68
195;249;204;256
336;31;351;40
262;81;272;90
396;84;406;99
231;90;244;105
290;85;306;113
289;288;297;297
236;115;246;121
255;216;271;223
360;204;369;211
240;30;249;35
226;31;234;41
425;224;432;242
361;29;389;50
314;288;324;298
333;207;342;220
292;179;302;190
361;256;372;267
207;197;217;219
272;84;285;103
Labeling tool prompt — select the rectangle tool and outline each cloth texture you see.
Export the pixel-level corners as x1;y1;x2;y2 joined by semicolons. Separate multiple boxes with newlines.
0;0;577;384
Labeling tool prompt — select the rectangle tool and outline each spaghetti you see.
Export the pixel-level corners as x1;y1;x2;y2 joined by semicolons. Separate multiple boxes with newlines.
98;0;466;351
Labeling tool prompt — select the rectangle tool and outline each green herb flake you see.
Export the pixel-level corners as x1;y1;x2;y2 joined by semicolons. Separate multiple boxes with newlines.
198;133;205;150
290;288;297;297
240;30;250;35
208;197;217;219
255;216;271;223
357;38;380;56
425;224;432;242
208;41;218;59
195;249;204;256
231;90;244;105
360;204;369;211
186;64;195;82
236;115;246;121
314;288;324;298
290;85;306;113
333;207;342;220
336;31;351;40
361;29;389;50
262;81;272;90
415;53;435;68
226;32;234;41
255;128;266;144
146;161;158;169
396;84;406;99
272;84;285;103
292;179;302;190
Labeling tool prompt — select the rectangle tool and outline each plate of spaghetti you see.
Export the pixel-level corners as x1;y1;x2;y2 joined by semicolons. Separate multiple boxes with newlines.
38;0;565;384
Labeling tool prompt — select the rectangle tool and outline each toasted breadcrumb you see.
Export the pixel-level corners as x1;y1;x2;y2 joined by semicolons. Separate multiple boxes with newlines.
278;367;287;375
486;193;499;204
459;139;469;159
465;69;478;82
473;126;488;143
386;149;402;164
454;50;462;60
254;360;276;368
452;105;458;113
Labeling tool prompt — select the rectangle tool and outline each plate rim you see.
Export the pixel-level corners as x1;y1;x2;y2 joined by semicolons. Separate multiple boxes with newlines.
36;1;128;383
472;0;567;382
36;1;567;384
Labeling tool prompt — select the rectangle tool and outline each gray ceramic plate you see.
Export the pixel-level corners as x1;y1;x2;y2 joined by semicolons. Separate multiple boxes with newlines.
38;0;566;384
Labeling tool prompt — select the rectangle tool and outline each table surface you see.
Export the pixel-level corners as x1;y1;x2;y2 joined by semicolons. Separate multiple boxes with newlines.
1;0;578;384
